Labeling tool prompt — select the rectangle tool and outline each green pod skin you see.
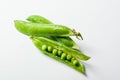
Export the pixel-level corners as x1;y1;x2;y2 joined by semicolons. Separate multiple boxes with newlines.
26;15;80;49
32;36;90;60
27;15;53;24
14;20;75;36
55;37;74;47
53;36;79;49
32;37;86;74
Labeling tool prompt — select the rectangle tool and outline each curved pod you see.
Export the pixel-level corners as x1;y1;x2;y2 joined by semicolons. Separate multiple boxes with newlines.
32;37;90;60
32;37;86;74
27;15;80;49
14;20;74;36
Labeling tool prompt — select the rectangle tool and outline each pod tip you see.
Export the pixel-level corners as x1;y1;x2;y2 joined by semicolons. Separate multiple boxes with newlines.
72;29;83;40
77;32;83;40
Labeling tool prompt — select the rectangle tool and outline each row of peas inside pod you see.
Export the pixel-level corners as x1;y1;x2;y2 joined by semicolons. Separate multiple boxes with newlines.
42;44;79;66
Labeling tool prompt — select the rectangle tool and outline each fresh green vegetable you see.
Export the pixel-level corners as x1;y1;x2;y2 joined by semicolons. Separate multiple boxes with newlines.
58;50;62;56
53;36;79;49
14;20;83;40
41;45;47;51
61;53;67;60
27;15;53;24
47;46;52;52
31;36;90;60
67;55;72;61
52;49;58;55
27;15;80;49
14;15;90;74
72;60;79;66
32;36;86;74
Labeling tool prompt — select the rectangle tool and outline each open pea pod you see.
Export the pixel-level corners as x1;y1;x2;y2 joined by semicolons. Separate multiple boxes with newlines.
32;36;86;74
27;15;80;49
32;36;90;60
14;20;83;40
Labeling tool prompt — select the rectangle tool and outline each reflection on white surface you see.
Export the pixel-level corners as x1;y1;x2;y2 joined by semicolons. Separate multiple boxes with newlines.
0;0;120;80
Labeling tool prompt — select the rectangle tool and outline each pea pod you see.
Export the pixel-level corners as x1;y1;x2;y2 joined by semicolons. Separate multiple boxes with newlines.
31;36;90;60
53;36;80;49
32;37;86;74
14;20;83;40
27;15;80;49
27;15;53;24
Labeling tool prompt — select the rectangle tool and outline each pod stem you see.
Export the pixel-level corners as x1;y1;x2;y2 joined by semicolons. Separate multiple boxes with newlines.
30;35;34;39
72;29;83;40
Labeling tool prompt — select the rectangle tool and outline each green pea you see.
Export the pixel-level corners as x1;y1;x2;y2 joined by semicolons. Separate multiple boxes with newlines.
61;53;67;60
52;49;58;55
58;50;62;56
42;45;47;51
33;37;90;60
47;46;52;52
66;55;72;61
72;60;79;66
71;58;75;62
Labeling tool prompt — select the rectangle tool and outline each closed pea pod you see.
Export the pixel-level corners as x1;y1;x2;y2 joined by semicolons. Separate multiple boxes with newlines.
14;20;72;36
14;20;83;40
53;36;80;49
27;15;80;49
27;15;53;24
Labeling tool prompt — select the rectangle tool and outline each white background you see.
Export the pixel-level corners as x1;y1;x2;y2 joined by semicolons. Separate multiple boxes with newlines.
0;0;120;80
